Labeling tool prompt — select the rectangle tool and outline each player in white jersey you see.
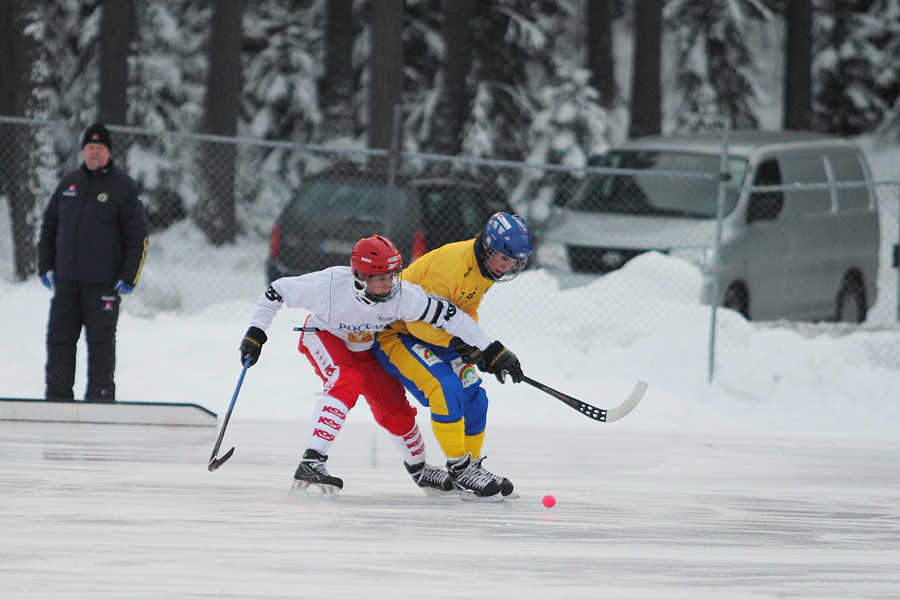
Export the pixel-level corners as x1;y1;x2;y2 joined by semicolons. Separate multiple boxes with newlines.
239;235;493;497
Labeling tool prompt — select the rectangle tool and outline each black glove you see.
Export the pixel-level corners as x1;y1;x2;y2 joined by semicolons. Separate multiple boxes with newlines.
239;326;267;367
479;340;523;384
455;342;483;365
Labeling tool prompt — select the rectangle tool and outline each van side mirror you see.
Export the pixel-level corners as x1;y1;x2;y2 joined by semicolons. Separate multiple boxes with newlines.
747;192;783;223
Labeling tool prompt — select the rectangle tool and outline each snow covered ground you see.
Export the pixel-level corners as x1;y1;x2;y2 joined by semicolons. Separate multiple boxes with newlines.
2;241;899;441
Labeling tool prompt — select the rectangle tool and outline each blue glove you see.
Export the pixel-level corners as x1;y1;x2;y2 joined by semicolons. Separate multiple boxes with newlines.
114;280;134;295
40;271;56;292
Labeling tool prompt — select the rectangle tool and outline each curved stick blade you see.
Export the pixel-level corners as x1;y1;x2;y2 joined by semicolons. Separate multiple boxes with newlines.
605;381;648;422
208;447;235;472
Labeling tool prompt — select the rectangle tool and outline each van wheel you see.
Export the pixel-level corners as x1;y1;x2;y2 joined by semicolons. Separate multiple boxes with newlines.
723;284;749;319
835;276;867;323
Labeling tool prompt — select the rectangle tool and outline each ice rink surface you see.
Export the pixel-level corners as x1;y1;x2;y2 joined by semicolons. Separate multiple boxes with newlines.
2;418;898;600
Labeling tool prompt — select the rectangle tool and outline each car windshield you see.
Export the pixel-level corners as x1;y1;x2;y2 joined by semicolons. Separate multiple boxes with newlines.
566;150;748;218
284;181;408;220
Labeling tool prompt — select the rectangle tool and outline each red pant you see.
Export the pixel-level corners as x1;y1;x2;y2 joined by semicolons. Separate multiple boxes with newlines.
298;329;416;436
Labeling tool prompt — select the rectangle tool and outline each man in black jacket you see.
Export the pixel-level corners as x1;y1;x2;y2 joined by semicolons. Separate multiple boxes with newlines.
36;123;149;402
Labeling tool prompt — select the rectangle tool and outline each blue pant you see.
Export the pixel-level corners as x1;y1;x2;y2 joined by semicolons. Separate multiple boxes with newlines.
374;332;488;437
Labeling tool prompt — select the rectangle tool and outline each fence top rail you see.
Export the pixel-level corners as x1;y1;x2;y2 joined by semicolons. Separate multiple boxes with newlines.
3;115;898;187
0;115;390;159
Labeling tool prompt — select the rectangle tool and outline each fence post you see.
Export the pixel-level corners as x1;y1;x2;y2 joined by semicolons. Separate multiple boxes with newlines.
707;119;731;382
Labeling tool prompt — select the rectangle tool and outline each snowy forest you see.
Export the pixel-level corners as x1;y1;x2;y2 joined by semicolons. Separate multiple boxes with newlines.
3;0;900;155
1;0;900;279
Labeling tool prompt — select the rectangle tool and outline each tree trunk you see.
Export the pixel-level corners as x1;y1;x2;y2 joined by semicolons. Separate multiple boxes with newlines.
367;0;404;161
783;0;813;130
98;0;132;126
319;0;355;141
628;0;662;138
431;0;475;159
0;1;20;117
0;0;38;281
197;0;244;246
586;0;617;108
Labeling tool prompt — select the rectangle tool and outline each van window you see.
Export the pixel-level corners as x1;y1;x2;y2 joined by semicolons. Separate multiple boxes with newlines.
747;159;784;222
826;151;870;211
568;151;747;218
779;154;831;215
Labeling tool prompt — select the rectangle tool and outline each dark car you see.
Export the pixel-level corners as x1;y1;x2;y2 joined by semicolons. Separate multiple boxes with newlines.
266;170;511;282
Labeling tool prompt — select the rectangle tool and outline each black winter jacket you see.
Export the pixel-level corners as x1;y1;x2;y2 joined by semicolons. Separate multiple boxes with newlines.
37;160;148;286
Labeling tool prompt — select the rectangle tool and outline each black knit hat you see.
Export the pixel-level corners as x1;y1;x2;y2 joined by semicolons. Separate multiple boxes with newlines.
81;123;112;150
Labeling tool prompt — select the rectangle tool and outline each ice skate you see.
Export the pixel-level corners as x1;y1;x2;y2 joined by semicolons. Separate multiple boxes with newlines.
405;461;456;496
289;450;343;499
471;455;518;499
446;454;503;502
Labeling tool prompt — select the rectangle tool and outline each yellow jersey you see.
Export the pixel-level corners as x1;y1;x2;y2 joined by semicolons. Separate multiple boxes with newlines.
386;239;493;348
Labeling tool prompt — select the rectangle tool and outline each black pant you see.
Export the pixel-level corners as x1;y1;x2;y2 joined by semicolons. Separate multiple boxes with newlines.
45;280;120;401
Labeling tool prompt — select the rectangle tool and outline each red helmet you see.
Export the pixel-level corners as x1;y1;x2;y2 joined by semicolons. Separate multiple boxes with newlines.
350;235;402;302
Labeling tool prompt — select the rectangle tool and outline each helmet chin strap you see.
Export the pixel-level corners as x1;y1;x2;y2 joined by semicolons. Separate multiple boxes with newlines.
473;236;496;280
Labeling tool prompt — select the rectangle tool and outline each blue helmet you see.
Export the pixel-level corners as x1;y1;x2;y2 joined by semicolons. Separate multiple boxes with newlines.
479;212;532;282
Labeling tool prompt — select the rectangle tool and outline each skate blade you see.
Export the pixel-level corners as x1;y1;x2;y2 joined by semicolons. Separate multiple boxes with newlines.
502;491;520;500
458;490;504;502
419;486;459;497
289;480;340;500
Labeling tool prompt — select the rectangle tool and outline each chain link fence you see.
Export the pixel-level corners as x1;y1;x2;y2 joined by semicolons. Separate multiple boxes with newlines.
2;116;899;379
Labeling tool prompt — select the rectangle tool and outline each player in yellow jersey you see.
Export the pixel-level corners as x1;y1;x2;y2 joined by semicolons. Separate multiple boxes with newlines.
374;212;532;501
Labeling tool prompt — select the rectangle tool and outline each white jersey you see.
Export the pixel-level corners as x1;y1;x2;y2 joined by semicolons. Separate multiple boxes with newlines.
249;266;492;353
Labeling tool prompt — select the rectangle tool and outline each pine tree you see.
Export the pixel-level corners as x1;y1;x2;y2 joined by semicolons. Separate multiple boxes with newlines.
243;1;322;141
872;0;900;138
814;0;896;135
667;0;775;131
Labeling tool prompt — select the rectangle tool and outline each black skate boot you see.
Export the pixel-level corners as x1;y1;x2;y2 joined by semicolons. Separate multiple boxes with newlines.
472;456;518;499
290;449;343;498
405;461;455;495
446;454;503;502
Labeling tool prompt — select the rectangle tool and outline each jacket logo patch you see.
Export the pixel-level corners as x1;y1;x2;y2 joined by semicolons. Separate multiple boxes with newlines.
62;185;77;197
97;193;109;203
101;295;117;311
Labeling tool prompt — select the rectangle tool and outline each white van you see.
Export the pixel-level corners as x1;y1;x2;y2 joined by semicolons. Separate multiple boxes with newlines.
536;131;879;322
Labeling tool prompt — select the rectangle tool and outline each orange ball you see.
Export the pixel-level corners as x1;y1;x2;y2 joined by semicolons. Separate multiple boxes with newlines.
542;494;556;508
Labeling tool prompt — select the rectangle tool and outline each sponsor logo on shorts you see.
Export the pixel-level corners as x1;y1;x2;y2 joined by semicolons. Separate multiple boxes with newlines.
412;343;442;366
451;358;480;388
